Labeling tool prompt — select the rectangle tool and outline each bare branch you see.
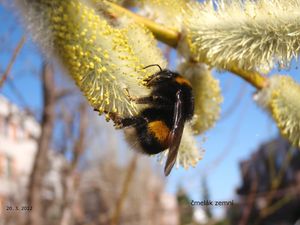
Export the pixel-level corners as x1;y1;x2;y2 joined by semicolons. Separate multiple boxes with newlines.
0;35;26;88
59;103;88;225
110;154;138;225
71;103;88;170
238;176;258;225
25;62;56;225
55;88;77;101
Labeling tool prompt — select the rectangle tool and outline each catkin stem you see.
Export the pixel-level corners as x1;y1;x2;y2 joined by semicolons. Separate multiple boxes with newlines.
105;1;179;48
229;65;267;89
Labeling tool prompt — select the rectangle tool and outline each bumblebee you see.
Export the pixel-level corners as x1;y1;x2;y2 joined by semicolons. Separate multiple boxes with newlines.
98;64;194;176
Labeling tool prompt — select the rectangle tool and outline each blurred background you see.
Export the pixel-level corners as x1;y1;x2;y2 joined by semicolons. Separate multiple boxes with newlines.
1;1;300;225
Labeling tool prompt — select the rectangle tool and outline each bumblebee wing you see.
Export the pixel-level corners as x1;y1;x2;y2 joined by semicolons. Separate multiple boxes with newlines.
164;90;185;176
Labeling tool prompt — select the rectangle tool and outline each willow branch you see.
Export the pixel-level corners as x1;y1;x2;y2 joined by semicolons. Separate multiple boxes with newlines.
105;2;267;90
105;1;179;48
229;65;267;90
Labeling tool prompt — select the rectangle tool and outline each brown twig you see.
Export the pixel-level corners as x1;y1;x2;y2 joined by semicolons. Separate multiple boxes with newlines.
0;35;26;88
110;154;138;225
59;103;88;225
239;184;300;200
5;78;36;118
238;176;258;225
272;146;294;190
71;103;88;170
55;88;77;101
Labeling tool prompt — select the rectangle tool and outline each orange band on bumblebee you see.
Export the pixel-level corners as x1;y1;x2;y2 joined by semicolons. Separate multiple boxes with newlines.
148;121;170;146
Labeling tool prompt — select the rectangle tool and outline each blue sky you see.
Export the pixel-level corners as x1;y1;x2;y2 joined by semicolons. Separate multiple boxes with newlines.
0;4;43;115
1;2;298;218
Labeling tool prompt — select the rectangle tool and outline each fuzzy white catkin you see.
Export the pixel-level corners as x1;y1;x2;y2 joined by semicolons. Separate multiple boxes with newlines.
137;0;188;30
185;0;300;73
179;62;222;134
255;75;300;148
121;21;167;74
16;0;160;117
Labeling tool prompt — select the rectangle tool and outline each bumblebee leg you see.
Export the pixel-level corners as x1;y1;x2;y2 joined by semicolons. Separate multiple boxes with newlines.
135;96;172;105
134;96;153;104
94;109;124;128
94;108;102;114
120;117;147;128
124;88;137;102
94;108;148;129
112;116;148;129
124;87;171;105
124;88;170;105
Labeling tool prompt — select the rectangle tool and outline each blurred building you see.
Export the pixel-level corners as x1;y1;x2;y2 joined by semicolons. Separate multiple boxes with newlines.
0;95;65;217
0;95;40;210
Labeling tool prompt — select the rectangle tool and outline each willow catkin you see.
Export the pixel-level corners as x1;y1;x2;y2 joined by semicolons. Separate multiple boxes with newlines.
255;75;300;147
185;0;300;73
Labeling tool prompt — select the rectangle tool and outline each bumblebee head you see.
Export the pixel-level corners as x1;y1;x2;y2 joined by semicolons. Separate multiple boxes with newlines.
143;64;178;86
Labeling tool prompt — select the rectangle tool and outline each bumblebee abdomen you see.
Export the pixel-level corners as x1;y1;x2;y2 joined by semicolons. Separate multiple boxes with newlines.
135;120;170;155
148;121;170;146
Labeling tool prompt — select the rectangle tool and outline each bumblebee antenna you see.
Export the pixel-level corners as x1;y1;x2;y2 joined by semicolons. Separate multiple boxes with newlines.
143;64;162;72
